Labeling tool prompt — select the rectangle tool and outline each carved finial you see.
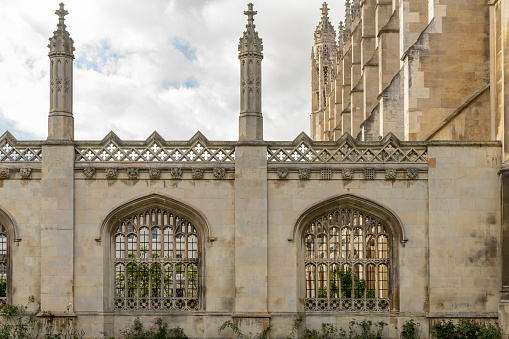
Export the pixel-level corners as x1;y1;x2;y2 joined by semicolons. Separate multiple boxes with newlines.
239;3;263;55
48;2;75;58
314;1;336;40
245;3;257;29
56;3;68;29
320;2;329;19
345;0;352;35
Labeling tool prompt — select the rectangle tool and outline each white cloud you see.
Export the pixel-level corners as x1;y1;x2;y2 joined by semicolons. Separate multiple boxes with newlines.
0;0;346;141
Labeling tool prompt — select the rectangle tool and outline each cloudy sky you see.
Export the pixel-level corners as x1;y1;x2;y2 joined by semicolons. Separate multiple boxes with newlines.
0;0;346;142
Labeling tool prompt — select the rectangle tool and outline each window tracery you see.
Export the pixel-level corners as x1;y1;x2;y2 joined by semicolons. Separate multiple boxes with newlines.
304;208;390;312
113;208;199;311
0;225;7;305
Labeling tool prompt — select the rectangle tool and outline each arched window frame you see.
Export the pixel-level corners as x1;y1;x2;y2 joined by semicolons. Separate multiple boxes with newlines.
292;194;406;313
0;207;20;306
100;194;212;313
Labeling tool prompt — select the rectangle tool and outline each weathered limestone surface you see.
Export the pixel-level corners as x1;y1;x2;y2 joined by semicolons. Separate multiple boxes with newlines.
3;2;509;339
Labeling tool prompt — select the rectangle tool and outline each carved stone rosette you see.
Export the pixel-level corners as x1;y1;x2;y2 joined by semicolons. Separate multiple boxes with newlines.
149;168;161;180
192;168;204;180
105;168;117;180
127;168;139;180
407;168;418;180
299;168;310;180
213;168;226;179
170;168;183;179
342;168;353;180
385;169;396;181
83;167;95;179
0;168;10;180
20;168;32;180
277;168;288;179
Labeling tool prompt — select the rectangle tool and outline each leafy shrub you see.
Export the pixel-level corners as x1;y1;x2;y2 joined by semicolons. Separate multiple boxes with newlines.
302;319;386;339
218;320;271;339
432;319;502;339
397;319;421;339
0;297;84;339
119;317;187;339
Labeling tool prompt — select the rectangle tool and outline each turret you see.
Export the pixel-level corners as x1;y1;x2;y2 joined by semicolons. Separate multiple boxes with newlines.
311;2;336;112
48;2;75;141
238;3;263;141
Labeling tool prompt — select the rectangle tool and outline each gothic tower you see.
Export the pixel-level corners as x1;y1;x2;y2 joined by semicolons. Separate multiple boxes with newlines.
238;3;263;141
48;2;75;141
310;2;337;140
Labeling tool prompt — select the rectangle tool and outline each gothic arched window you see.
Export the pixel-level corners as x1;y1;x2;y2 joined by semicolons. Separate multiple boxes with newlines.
304;208;392;312
0;225;7;304
113;208;199;311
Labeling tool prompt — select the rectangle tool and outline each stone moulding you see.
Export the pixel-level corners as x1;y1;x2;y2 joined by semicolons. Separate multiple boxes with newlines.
191;168;204;179
213;167;226;179
148;168;161;180
126;168;139;180
170;167;182;179
19;168;32;180
385;168;397;180
266;166;426;180
83;167;95;179
298;168;310;180
277;167;288;179
105;168;117;180
0;169;10;180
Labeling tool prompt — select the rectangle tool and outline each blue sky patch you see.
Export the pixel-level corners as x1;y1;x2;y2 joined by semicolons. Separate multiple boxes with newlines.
172;38;197;61
0;112;38;140
162;77;198;89
75;40;124;72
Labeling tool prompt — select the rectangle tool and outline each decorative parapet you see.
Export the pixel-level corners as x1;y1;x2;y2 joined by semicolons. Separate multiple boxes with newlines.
75;131;235;164
0;132;42;162
267;132;428;164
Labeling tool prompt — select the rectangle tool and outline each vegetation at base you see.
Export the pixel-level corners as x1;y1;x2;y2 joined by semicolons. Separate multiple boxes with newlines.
302;319;386;339
0;297;84;339
395;319;421;339
118;317;187;339
218;320;271;339
432;319;502;339
220;317;386;339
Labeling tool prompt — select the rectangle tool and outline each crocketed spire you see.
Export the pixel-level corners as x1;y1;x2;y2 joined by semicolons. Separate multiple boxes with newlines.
344;0;352;42
238;3;263;56
352;0;361;21
48;3;75;58
314;2;336;41
338;21;345;56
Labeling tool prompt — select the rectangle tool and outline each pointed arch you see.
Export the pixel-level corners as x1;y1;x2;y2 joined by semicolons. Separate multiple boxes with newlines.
293;194;405;313
98;193;213;242
290;194;407;244
0;205;18;305
100;193;212;312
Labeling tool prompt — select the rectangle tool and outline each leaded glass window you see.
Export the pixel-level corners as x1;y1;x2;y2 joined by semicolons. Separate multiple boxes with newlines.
113;209;199;311
304;209;390;312
0;225;7;305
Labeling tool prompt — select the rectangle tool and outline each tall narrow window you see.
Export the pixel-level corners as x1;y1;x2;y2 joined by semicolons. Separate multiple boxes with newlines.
304;209;391;312
113;208;199;311
0;225;7;304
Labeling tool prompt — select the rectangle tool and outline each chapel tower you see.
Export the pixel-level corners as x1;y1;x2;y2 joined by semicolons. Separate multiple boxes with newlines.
238;3;263;141
47;2;75;141
310;3;337;140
